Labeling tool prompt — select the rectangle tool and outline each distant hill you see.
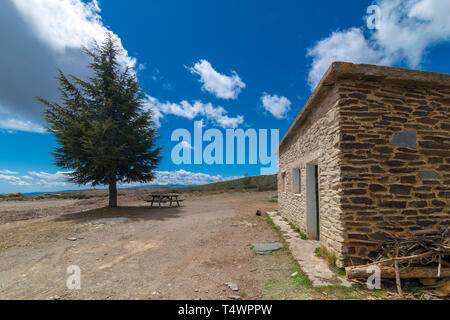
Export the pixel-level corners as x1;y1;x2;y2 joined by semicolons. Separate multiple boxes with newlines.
180;174;277;193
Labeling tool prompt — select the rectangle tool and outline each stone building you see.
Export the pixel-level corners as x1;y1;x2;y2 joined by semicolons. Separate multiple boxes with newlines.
277;62;450;267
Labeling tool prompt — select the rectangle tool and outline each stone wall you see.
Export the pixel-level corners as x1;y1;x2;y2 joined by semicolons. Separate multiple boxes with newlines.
278;86;347;267
337;79;450;266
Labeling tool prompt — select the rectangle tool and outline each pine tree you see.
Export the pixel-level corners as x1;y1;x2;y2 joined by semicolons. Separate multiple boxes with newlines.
37;35;162;207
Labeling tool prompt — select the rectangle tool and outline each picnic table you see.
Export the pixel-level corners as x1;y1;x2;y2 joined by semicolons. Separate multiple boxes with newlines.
147;194;183;208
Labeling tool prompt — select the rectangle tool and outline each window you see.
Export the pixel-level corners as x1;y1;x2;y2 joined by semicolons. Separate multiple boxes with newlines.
281;172;286;193
292;169;301;194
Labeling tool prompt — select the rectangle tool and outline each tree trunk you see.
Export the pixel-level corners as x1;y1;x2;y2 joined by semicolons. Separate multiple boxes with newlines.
109;180;118;208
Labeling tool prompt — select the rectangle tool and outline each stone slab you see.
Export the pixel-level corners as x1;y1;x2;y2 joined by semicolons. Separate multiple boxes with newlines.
419;171;442;180
253;242;283;255
390;131;417;149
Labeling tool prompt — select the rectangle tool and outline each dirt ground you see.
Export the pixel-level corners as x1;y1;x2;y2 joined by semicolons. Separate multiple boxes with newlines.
0;190;398;300
0;191;281;299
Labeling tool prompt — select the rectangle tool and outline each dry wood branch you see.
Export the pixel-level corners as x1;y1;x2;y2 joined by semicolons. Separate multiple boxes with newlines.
395;245;403;295
347;227;450;281
346;266;450;280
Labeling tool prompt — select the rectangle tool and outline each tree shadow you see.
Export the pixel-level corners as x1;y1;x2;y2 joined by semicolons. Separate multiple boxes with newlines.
53;205;185;224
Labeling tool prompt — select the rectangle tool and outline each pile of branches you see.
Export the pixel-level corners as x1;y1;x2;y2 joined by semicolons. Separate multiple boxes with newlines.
346;228;450;294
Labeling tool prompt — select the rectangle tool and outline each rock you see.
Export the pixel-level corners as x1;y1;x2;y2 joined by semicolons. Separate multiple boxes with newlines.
66;237;77;241
225;282;239;291
419;171;442;180
379;201;407;209
228;295;241;300
253;242;283;255
256;210;262;216
389;184;412;195
390;131;417;149
369;184;387;192
194;289;199;292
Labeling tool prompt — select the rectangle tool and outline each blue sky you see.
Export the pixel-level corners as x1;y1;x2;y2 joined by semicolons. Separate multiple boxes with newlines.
1;0;450;193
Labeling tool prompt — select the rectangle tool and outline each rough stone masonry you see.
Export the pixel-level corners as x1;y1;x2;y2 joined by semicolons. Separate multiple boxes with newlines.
278;62;450;267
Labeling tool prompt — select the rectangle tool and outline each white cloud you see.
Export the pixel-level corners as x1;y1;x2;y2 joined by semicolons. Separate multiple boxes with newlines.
0;118;47;134
307;28;388;88
121;170;242;187
145;95;244;129
374;0;450;66
37;180;69;188
28;171;73;181
261;93;292;119
0;0;137;132
153;170;241;186
307;0;450;89
18;170;73;188
180;141;194;150
189;60;246;100
11;0;135;68
0;174;32;186
0;170;19;175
